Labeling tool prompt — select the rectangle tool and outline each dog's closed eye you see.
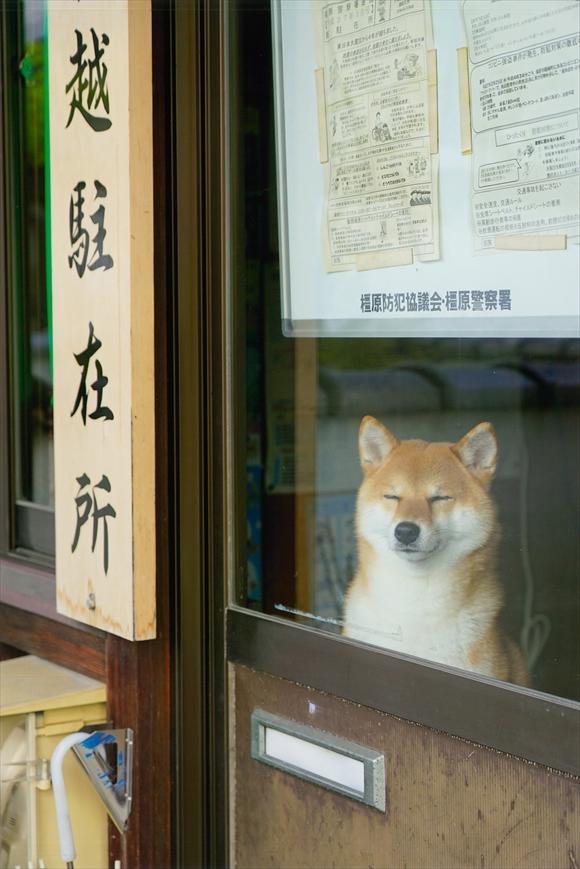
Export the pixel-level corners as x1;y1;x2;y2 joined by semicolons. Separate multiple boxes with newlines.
384;494;400;501
428;495;453;503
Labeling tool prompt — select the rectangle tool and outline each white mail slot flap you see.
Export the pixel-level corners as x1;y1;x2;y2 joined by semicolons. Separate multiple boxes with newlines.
251;709;385;811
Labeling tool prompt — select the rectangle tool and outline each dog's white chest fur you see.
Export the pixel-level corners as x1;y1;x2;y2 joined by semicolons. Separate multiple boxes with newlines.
344;557;486;671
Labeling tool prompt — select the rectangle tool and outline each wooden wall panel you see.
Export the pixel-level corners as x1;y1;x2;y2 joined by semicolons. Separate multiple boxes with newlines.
0;603;106;680
232;664;580;869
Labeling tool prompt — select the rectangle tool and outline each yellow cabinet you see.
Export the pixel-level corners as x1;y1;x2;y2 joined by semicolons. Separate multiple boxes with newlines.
0;655;108;869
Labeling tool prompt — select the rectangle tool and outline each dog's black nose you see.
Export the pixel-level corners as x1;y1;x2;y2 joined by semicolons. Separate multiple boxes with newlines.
394;522;420;544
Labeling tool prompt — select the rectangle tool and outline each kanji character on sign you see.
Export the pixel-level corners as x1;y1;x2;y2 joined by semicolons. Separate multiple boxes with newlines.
71;473;117;575
66;28;112;131
68;180;114;277
71;321;114;425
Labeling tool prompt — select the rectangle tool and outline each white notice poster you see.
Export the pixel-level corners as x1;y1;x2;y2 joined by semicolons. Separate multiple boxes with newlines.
463;0;580;250
272;0;580;338
315;0;440;271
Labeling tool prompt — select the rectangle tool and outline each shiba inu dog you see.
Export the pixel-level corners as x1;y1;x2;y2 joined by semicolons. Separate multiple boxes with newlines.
343;416;528;685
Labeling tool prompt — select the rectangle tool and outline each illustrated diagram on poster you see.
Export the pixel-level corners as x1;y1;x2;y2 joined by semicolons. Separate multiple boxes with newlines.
314;0;440;271
462;0;580;252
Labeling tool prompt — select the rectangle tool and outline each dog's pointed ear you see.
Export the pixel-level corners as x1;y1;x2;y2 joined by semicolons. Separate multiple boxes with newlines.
452;422;497;486
359;416;398;475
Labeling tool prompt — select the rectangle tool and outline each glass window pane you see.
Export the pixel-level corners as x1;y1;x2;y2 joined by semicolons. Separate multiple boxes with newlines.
230;0;580;703
7;1;54;529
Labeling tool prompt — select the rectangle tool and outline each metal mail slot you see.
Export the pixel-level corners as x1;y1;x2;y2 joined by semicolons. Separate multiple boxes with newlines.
251;709;386;811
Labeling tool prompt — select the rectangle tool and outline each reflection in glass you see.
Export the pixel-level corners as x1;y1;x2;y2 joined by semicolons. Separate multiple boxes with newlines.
10;0;53;511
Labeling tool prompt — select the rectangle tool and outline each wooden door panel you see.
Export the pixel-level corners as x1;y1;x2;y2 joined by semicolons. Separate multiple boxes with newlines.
232;664;579;869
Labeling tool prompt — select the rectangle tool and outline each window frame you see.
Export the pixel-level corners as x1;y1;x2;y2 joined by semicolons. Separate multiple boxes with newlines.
0;7;10;561
219;0;580;780
227;608;580;776
0;0;56;569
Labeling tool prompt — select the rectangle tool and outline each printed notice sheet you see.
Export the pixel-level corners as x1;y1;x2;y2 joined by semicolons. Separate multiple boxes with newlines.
463;0;580;251
315;0;440;271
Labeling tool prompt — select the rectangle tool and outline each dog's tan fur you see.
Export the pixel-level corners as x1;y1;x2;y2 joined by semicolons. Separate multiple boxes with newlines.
343;416;528;685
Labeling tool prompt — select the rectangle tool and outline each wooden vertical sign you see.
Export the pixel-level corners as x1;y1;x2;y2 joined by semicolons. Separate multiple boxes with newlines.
48;1;156;640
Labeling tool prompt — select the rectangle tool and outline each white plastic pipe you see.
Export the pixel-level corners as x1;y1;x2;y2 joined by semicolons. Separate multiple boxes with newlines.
50;732;89;865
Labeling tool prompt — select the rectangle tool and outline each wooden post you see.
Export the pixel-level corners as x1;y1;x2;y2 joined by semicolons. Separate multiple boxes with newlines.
294;338;318;613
